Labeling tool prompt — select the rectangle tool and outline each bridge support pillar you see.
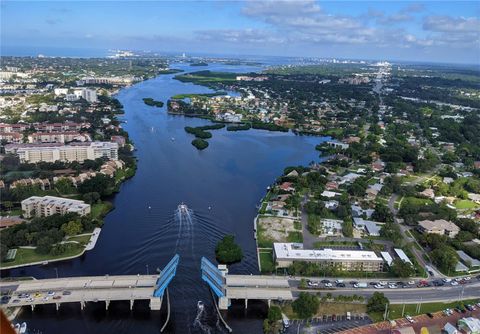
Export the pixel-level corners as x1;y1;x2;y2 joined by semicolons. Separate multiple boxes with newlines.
56;303;60;311
267;299;271;308
130;300;134;310
105;300;110;310
218;297;229;311
149;297;162;311
80;301;85;310
30;304;35;312
245;298;248;309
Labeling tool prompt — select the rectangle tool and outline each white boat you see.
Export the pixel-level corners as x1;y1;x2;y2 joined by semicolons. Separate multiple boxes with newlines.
178;203;188;212
14;323;20;334
197;300;204;311
171;137;175;141
19;322;27;334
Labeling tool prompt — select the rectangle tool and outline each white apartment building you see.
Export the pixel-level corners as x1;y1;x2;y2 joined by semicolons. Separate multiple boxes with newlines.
5;142;118;163
21;196;91;218
273;243;384;272
73;88;97;103
27;132;91;144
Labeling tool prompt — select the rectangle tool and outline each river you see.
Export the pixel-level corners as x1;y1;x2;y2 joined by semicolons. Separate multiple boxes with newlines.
7;63;328;333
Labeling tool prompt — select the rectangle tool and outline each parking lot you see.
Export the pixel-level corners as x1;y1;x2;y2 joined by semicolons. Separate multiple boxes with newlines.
285;314;372;334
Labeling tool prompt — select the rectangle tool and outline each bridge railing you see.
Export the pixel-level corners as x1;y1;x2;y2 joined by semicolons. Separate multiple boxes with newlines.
153;254;180;298
200;257;225;297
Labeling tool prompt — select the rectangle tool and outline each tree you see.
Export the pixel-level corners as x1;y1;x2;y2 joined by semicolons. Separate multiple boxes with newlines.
36;236;54;254
342;220;353;238
267;305;282;322
367;292;389;313
390;258;415;278
431;246;458;274
372;202;393;223
3;201;13;212
292;292;319;319
61;221;82;236
215;235;243;264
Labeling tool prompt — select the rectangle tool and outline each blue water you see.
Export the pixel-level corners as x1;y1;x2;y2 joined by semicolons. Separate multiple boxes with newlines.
6;63;328;333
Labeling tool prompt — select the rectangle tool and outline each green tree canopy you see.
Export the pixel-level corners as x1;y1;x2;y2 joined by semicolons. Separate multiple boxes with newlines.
367;292;389;313
215;235;243;264
292;292;319;319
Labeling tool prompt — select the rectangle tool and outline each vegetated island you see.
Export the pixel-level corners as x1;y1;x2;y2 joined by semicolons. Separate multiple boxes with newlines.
143;98;164;108
190;62;208;67
174;70;238;86
171;92;227;99
215;235;243;264
184;124;225;149
191;138;209;150
226;123;251;131
158;69;184;75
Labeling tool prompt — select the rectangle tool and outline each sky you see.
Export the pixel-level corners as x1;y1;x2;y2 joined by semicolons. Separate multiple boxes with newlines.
1;0;479;64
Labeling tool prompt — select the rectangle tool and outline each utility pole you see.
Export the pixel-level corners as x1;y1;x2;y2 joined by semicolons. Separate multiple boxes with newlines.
402;300;405;317
383;303;389;321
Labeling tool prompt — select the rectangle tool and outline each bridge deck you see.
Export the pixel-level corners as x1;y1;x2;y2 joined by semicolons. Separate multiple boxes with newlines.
0;275;160;308
225;275;290;288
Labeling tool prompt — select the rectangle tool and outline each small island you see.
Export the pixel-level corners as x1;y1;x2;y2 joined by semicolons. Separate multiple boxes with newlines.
226;123;251;131
191;138;209;150
190;62;208;67
143;98;164;107
215;235;243;264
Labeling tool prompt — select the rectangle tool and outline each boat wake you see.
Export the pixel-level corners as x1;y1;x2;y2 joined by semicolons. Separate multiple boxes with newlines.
192;300;225;334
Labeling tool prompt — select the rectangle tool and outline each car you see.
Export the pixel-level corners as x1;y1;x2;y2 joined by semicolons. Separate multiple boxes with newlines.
27;297;34;302
12;299;20;303
459;280;467;285
321;280;330;284
379;281;387;286
464;276;471;281
388;284;398;289
375;284;384;289
43;296;49;301
433;280;444;286
349;281;358;285
426;313;434;318
465;304;474;311
405;315;415;323
408;281;415;285
455;277;462;282
47;291;55;296
336;283;346;288
451;281;459;286
325;283;333;288
369;282;378;286
34;293;42;298
307;281;319;287
443;278;452;283
53;296;61;300
62;291;71;295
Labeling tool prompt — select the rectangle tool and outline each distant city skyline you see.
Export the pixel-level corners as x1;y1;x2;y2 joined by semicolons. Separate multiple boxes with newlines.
1;1;479;64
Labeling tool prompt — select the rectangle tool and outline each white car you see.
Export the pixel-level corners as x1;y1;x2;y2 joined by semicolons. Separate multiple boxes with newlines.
408;281;415;285
388;284;398;289
325;283;333;288
43;297;49;302
375;284;384;289
451;281;459;286
308;281;319;287
443;278;452;283
406;315;415;323
379;281;388;286
464;277;471;281
47;291;55;296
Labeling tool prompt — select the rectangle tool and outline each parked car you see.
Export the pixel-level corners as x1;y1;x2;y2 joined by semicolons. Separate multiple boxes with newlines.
53;296;61;300
405;315;415;323
336;283;346;287
321;280;330;284
451;281;459;286
324;283;333;288
62;291;72;295
426;313;434;318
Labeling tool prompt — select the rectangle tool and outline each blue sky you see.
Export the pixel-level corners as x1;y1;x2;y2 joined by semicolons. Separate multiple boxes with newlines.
1;1;479;63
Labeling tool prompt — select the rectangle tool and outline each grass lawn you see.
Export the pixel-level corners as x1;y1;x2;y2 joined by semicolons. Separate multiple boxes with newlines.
67;234;91;245
287;231;303;243
1;244;84;268
0;209;23;217
294;221;302;230
91;202;113;219
259;250;275;273
369;298;480;322
281;302;367;320
454;200;479;210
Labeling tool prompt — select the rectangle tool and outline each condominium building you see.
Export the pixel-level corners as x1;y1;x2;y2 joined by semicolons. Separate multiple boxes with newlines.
273;243;384;272
27;131;91;144
418;219;460;238
21;196;91;218
5;141;118;163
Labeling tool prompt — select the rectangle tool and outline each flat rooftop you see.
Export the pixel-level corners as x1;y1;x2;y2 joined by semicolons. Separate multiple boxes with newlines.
274;243;383;262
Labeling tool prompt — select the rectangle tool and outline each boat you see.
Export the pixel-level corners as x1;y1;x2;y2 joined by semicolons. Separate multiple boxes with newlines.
171;137;175;141
197;300;204;311
14;323;20;334
178;203;188;212
19;322;27;334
